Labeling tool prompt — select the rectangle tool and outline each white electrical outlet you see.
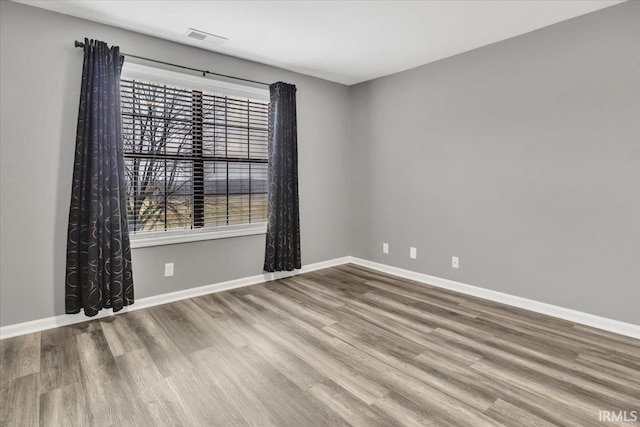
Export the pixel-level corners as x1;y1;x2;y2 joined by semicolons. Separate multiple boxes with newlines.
383;243;389;254
164;263;174;277
410;247;417;259
452;256;459;269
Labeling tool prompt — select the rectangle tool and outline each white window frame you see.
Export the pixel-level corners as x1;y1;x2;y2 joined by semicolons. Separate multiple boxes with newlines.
121;63;270;249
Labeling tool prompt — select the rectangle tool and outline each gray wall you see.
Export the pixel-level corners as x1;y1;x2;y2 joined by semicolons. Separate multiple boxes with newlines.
0;1;351;326
350;1;640;325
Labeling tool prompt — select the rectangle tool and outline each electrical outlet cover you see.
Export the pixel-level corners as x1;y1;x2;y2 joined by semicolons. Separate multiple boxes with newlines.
164;263;174;277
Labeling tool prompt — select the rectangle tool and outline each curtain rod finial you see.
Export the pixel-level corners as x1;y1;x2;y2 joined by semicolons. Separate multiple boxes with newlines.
74;40;84;48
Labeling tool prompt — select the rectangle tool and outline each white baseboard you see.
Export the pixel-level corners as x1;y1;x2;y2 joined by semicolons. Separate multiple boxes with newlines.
0;256;351;340
3;255;638;341
348;257;640;340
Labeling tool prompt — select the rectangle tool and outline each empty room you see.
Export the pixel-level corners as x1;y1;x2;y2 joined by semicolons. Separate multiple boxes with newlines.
1;0;639;425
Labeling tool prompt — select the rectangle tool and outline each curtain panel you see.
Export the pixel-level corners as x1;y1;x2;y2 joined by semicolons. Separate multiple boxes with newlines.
65;38;134;316
264;82;301;272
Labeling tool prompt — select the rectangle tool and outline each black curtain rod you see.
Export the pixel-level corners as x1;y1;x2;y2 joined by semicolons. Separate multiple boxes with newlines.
74;40;271;87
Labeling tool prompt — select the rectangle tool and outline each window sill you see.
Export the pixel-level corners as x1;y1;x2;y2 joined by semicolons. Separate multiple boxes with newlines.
130;223;267;249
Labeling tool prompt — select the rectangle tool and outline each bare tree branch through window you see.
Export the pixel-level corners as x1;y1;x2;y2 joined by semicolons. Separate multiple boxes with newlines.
121;79;269;233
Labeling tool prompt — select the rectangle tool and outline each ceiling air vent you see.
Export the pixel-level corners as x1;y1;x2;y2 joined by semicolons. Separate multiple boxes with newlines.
184;28;228;44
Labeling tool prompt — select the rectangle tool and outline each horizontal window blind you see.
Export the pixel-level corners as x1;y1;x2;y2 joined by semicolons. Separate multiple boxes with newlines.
121;78;269;234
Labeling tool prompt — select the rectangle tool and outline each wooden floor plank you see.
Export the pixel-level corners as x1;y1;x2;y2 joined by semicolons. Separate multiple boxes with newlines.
39;382;92;427
38;327;83;394
0;373;39;427
484;398;555;427
0;333;40;383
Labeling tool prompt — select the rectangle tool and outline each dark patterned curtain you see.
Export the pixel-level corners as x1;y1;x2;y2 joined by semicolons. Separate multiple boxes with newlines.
264;82;301;272
65;38;134;316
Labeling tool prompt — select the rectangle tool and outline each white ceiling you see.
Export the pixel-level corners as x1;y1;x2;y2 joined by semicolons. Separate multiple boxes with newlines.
16;0;623;85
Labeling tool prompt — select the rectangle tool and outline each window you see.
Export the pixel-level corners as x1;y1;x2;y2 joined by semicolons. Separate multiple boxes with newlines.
120;64;269;246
